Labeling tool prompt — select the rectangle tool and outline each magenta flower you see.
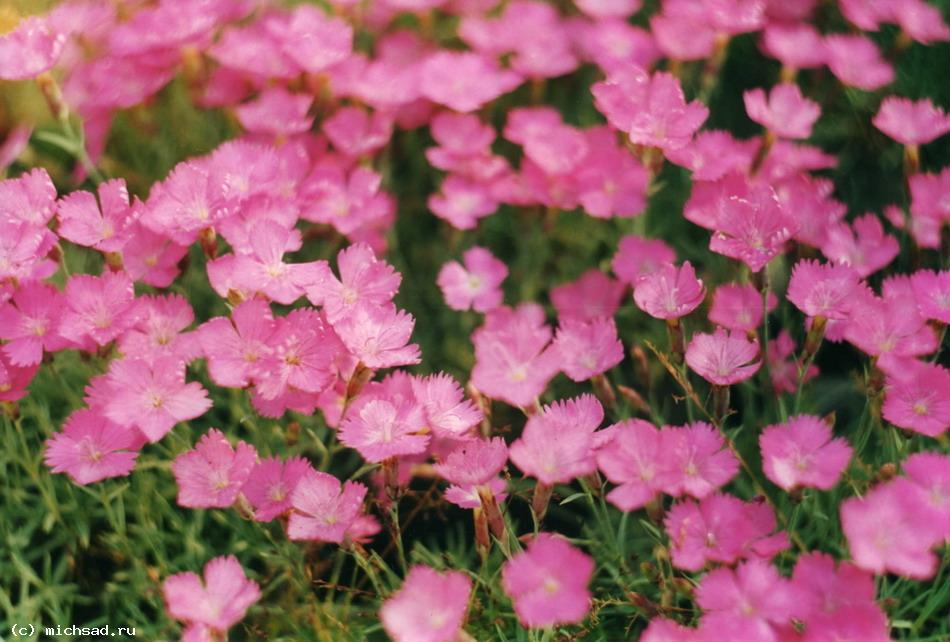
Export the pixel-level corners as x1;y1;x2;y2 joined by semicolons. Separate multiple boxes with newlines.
882;360;950;438
685;328;761;386
786;259;861;320
0;281;68;366
663;422;739;499
501;534;594;628
419;51;522;113
102;357;212;442
199;299;276;389
118;294;201;364
0;16;65;80
554;317;624;382
664;493;789;571
410;373;483;439
163;555;260;633
339;395;429;463
873;97;950;146
509;395;603;485
435;437;508;487
551;269;625;323
592;64;708;151
56;179;136;253
824;34;894;91
381;565;473;642
333;303;421;369
821;214;899;278
759;415;852;491
708;283;776;333
287;469;368;544
306;242;401;324
596;419;668;511
44;409;141;485
708;184;795;272
911;269;950;323
429;175;499;230
59;272;137;348
841;479;939;579
436;246;507;312
470;304;560;408
743;83;821;139
612;234;677;285
242;456;312;522
172;429;257;509
633;261;705;320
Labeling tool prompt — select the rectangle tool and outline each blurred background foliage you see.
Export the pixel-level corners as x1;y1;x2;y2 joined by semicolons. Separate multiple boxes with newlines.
1;0;949;640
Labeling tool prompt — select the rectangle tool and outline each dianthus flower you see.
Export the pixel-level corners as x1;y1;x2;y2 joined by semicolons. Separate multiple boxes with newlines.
306;243;401;324
873;97;950;147
743;83;821;139
820;214;898;277
708;184;795;272
665;130;755;181
323;106;394;159
333;303;421;369
596;419;668;511
0;281;68;366
551;269;625;322
338;394;429;463
611;235;677;285
59;271;137;348
381;565;473;642
911;269;950;323
554;317;624;382
172;429;257;509
662;422;739;499
882;359;950;437
824;34;894;91
44;409;141;485
786;260;861;320
437;246;507;312
0;168;57;227
0;16;65;80
685;328;760;386
0;352;38;402
254;309;340;400
410;373;483;439
287;469;368;543
903;452;950;541
163;556;260;634
118;294;201;364
633;261;705;320
56;179;137;253
435;437;508;487
759;415;852;491
419;51;522;113
199;299;276;389
708;283;776;333
242;456;312;522
428;175;499;230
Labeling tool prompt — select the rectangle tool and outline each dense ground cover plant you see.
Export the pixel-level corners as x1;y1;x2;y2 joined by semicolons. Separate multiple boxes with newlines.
1;0;949;640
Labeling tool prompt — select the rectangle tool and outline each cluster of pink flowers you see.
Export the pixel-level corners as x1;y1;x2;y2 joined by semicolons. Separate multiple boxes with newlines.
1;0;948;639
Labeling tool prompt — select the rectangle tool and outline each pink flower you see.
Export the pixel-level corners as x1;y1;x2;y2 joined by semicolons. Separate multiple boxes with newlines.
844;283;937;360
820;214;899;277
592;64;708;151
697;560;805;642
665;130;756;181
663;422;739;499
685;328;761;386
444;477;507;510
255;309;340;400
56;179;137;252
419;51;522;113
59;272;137;348
163;555;260;633
786;260;861;320
275;4;353;74
306;243;401;324
0;124;31;172
903;452;950;541
612;235;677;285
102;357;212;442
426;112;505;180
509;395;603;485
576;126;649;218
0;281;68;366
118;294;201;364
242;456;312;522
429;175;499;230
0;16;65;80
172;429;257;509
708;184;795;272
506;107;589;176
882;360;950;438
768;330;817;394
554;317;624;381
339;395;429;463
0;353;38;402
121;224;188;288
893;0;950;45
44;409;140;485
501;534;593;628
824;35;894;91
641;618;704;642
287;469;368;543
381;565;473;642
874;96;950;147
437;246;507;312
410;373;483;439
141;159;234;245
743;83;821;139
633;261;705;320
909;168;950;249
551;269;625;323
199;299;276;389
664;493;789;571
649;1;716;61
323;106;394;159
470;304;560;408
574;0;642;19
911;269;950;323
708;283;776;333
759;415;852;491
841;479;939;579
596;419;668;511
435;437;507;487
333;303;421;369
0;167;57;227
761;24;826;71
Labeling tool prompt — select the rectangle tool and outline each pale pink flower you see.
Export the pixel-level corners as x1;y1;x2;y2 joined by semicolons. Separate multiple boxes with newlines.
323;106;394;159
685;328;761;386
57;179;137;252
709;184;796;272
381;565;473;642
509;395;603;485
894;0;950;45
339;395;429;462
141;160;233;245
612;235;676;285
0;281;68;365
209;21;297;79
103;357;212;442
505;107;589;176
909;168;950;249
435;437;507;487
554;317;624;382
470;304;560;408
0;219;55;283
649;1;716;61
44;409;140;485
592;64;708;151
242;456;312;522
59;271;137;347
410;373;483;439
633;261;705;320
235;87;314;138
437;246;507;313
502;534;593;628
662;422;739;499
873;96;950;146
820;214;899;277
429;175;499;230
903;452;950;541
287;469;368;543
575;126;649;218
761;24;826;71
786;260;861;320
550;269;625;322
0;16;65;80
306;243;401;324
118;294;201;364
759;415;852;491
199;299;276;389
419;51;522;113
0;167;57;227
333;303;421;369
911;269;950;323
571;20;659;78
882;360;950;438
172;429;257;509
596;419;668;511
744;83;821;139
824;35;894;91
844;286;937;360
163;555;260;632
708;283;776;333
255;309;340;400
841;479;939;579
665;130;755;181
121;224;188;288
426;112;505;180
665;494;790;571
274;4;353;73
